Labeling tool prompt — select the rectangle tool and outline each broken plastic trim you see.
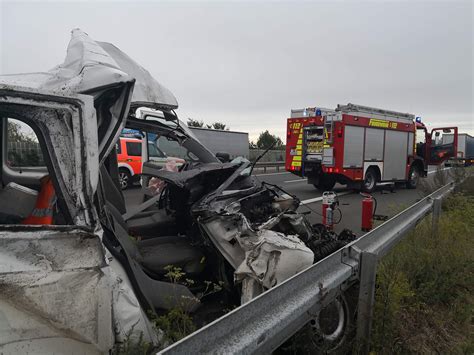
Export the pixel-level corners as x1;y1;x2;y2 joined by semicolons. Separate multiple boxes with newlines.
197;161;251;207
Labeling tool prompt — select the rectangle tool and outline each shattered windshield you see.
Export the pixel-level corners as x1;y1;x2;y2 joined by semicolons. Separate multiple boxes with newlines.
131;111;218;164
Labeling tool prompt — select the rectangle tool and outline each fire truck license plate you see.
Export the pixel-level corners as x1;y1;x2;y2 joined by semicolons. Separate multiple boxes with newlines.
290;149;298;156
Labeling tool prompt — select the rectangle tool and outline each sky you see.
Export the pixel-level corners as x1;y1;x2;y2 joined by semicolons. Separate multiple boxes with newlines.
1;0;473;142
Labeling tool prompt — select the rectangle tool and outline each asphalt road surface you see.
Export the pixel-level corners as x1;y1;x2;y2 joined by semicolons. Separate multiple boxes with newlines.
123;165;453;236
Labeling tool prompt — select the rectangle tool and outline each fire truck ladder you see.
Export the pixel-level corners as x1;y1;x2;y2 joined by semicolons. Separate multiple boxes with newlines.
291;107;334;118
336;103;414;121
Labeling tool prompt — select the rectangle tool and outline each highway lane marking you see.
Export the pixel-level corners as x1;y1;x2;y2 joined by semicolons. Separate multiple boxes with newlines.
298;167;450;206
256;166;448;183
255;167;450;178
300;191;352;205
254;172;291;177
284;178;308;183
427;167;451;175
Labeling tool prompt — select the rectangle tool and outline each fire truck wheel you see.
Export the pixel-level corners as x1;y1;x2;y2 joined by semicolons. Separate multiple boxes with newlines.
314;175;336;191
363;168;378;193
406;165;420;189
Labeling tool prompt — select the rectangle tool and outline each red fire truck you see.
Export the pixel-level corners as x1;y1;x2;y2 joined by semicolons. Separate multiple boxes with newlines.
286;103;458;192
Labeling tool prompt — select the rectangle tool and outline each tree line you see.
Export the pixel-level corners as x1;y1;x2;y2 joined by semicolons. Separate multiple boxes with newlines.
187;118;229;131
7;120;44;167
250;130;284;150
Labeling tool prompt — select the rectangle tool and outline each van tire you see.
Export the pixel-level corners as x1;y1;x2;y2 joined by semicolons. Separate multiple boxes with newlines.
276;282;359;354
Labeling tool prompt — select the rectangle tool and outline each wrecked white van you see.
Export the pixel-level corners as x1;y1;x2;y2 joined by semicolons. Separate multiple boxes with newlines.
0;30;356;353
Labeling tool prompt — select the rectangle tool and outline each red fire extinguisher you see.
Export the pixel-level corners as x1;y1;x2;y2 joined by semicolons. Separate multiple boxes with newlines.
361;193;374;232
322;191;338;230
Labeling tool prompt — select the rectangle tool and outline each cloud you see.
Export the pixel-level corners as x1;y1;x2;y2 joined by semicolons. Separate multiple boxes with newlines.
1;1;472;138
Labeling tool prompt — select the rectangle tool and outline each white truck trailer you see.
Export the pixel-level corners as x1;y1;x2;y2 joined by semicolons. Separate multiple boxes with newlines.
444;133;474;166
188;127;249;160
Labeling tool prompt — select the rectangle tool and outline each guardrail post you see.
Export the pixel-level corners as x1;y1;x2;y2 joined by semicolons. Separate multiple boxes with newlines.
356;252;378;354
432;197;442;235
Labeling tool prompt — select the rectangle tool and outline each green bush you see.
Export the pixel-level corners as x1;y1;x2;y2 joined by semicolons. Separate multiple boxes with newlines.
370;178;474;354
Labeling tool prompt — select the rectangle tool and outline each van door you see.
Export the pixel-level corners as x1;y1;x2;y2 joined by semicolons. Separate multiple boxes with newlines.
428;127;458;165
0;86;112;353
0;85;99;225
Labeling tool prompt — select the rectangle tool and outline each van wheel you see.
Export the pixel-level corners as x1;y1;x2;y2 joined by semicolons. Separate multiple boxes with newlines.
314;174;336;192
119;169;131;190
277;282;359;354
363;168;378;193
406;165;420;189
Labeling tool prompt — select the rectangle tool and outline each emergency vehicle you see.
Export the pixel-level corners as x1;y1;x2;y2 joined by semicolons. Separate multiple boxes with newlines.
117;137;184;189
286;103;457;192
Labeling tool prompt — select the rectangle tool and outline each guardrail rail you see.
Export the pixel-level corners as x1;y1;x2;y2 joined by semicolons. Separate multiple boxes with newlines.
159;181;457;355
254;161;285;173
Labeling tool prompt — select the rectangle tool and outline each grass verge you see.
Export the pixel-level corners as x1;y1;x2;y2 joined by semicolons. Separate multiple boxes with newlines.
370;176;474;354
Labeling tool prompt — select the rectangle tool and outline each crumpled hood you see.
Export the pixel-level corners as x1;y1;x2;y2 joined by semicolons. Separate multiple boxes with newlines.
0;29;177;162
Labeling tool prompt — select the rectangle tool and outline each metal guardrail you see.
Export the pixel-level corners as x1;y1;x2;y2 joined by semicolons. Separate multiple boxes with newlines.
159;182;456;355
254;161;285;173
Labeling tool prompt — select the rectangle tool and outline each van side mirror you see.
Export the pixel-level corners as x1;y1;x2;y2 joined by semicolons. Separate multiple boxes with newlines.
435;132;440;137
216;152;231;163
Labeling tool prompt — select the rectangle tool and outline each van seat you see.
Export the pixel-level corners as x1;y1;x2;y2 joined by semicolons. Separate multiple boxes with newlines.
0;183;38;223
137;236;204;274
127;209;178;237
105;202;204;275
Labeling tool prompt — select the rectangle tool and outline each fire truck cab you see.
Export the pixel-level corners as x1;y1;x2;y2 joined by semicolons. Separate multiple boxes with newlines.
286;103;457;192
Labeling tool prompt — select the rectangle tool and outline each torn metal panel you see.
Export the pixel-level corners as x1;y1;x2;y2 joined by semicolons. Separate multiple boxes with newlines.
201;213;314;293
106;257;161;346
98;41;178;110
199;215;247;270
0;228;113;352
234;215;314;289
259;211;313;240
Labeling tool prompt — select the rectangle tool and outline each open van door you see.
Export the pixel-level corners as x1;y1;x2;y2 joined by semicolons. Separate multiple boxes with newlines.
0;85;115;353
427;127;458;165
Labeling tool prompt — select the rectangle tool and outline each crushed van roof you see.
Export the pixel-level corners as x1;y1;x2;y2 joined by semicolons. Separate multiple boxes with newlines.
0;29;178;110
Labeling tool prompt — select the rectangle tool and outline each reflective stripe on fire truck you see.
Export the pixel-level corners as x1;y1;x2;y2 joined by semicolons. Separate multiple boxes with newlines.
291;130;303;168
369;119;398;129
